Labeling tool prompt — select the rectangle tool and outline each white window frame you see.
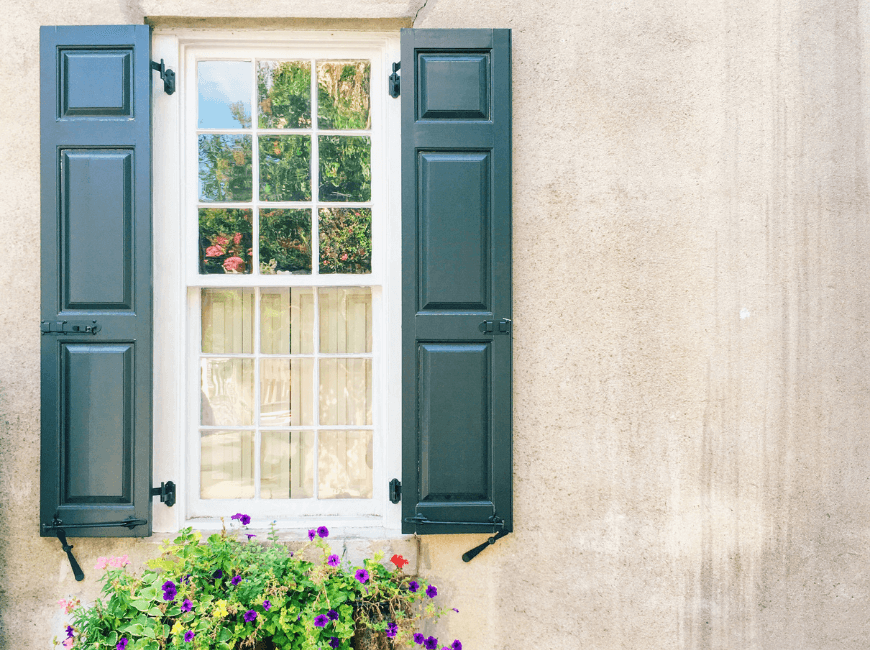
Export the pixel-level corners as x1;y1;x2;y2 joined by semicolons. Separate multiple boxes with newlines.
152;29;402;538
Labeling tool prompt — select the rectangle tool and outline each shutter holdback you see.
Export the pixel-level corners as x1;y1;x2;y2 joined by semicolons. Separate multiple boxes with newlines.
151;59;175;95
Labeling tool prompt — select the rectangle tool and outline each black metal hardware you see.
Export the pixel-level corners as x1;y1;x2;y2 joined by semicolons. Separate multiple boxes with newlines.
478;318;511;335
462;530;510;563
52;525;84;581
389;62;401;98
41;320;101;335
151;59;176;95
42;517;147;532
389;478;401;504
151;481;176;507
403;513;505;528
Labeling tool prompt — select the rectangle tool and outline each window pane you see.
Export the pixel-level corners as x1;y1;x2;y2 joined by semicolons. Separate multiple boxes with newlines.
200;430;254;499
260;288;314;354
259;209;312;274
261;430;314;498
319;208;372;274
317;61;371;130
319;287;372;353
319;358;372;425
199;209;253;274
198;135;253;202
201;288;254;353
260;358;314;426
318;430;373;499
318;136;371;202
201;358;254;426
257;60;311;129
259;135;311;202
198;61;252;129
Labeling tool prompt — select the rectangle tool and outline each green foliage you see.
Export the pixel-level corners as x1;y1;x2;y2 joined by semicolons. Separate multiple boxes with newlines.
58;521;449;650
198;135;253;202
260;136;312;202
258;61;312;129
259;209;312;274
318;136;371;202
198;209;253;274
319;209;372;274
317;62;371;130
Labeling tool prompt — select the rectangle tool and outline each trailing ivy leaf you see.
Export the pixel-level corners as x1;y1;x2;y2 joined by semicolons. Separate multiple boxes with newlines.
147;606;162;617
130;601;150;612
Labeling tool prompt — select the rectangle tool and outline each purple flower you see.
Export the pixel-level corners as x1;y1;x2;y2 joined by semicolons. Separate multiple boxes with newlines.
355;569;369;584
244;610;258;623
212;569;223;580
307;528;317;541
317;525;329;538
413;633;425;645
426;585;438;598
162;587;176;602
386;623;398;638
162;580;176;592
424;637;439;650
116;639;128;650
231;575;242;586
314;614;329;628
452;608;459;613
263;600;271;611
65;626;74;638
327;554;340;567
408;580;419;593
246;534;256;540
231;512;251;526
181;599;193;613
451;642;462;650
183;631;195;643
327;609;339;621
329;638;340;649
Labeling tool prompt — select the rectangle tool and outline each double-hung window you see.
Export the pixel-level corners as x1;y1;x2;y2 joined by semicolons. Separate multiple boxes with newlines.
164;33;402;532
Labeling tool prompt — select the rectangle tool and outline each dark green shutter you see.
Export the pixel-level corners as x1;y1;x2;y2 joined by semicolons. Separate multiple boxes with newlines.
40;25;153;537
401;29;512;535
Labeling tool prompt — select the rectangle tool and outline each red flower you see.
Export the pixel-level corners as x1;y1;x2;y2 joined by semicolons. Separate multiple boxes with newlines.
233;232;242;245
391;554;409;569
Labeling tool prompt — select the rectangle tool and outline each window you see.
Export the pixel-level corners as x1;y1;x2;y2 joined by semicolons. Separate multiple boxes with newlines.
40;26;511;545
153;31;402;534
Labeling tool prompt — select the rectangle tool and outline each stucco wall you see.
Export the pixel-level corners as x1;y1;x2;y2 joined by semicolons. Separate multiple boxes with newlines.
3;0;870;648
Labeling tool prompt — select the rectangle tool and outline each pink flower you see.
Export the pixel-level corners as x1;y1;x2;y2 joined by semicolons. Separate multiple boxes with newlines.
223;256;245;272
109;555;129;568
62;637;74;648
214;235;229;247
206;245;224;257
233;232;242;245
94;557;108;571
58;599;76;614
340;253;348;261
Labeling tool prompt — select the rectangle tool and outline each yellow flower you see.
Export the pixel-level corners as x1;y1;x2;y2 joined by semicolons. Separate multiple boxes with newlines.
213;599;229;618
171;621;184;636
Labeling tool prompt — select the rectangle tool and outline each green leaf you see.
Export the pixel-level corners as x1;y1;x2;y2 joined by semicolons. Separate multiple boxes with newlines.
140;587;157;601
131;601;150;612
218;628;232;643
147;606;162;617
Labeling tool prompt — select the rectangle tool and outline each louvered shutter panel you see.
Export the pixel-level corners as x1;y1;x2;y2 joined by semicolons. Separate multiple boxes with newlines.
401;29;512;535
40;25;153;537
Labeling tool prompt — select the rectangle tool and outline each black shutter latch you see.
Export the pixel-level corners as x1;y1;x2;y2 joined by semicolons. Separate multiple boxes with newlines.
151;59;175;95
151;481;176;507
389;62;400;98
389;478;401;503
478;318;511;335
41;320;100;335
462;530;510;563
49;522;84;582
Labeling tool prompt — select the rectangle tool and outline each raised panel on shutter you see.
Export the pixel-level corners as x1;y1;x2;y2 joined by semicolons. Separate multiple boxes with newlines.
40;25;153;538
402;29;512;537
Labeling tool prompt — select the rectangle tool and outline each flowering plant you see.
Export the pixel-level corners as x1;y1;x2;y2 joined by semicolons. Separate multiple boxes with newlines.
55;517;462;650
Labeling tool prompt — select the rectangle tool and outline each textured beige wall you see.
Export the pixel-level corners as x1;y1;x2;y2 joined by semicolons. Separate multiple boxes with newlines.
3;0;870;648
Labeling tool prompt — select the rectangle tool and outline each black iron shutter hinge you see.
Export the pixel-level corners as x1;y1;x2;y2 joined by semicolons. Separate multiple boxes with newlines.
151;481;176;507
389;62;400;98
151;59;175;95
389;478;401;504
478;318;511;335
41;320;101;335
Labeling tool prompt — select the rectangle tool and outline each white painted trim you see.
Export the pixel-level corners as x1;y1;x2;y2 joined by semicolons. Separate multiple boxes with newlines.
152;30;402;537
